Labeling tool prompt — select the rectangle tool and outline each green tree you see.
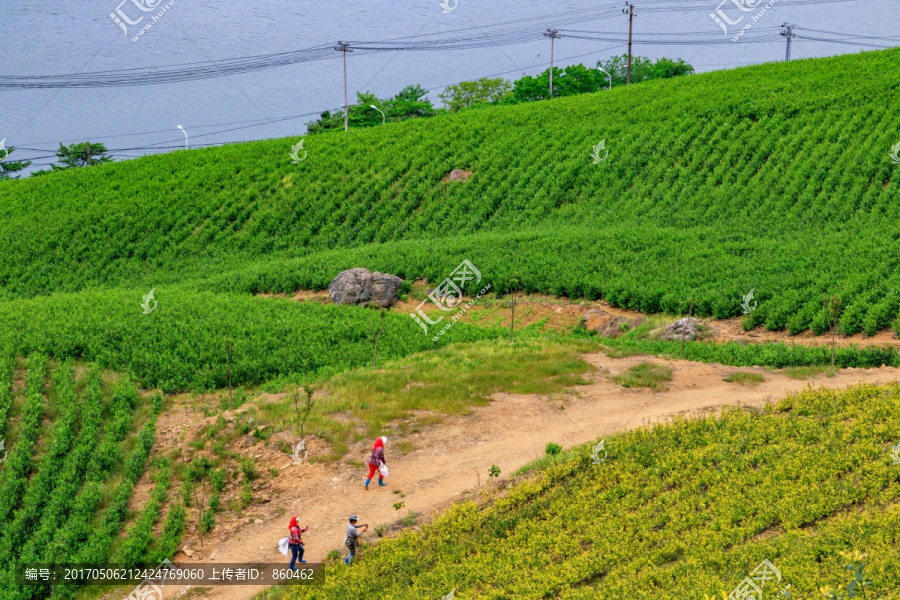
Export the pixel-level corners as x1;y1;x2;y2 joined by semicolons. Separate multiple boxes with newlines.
307;85;435;134
0;144;31;180
439;77;512;111
32;141;113;176
649;57;695;80
387;84;435;120
511;64;607;103
597;55;694;88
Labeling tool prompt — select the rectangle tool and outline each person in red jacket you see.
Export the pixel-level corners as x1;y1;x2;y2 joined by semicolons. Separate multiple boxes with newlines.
288;515;308;570
364;436;388;489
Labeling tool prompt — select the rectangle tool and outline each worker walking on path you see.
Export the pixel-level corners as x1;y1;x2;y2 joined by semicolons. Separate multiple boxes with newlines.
364;436;388;489
344;515;367;565
288;516;308;570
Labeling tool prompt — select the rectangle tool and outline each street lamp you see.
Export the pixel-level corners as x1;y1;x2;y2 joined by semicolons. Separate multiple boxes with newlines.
176;125;188;149
369;105;386;125
597;67;612;91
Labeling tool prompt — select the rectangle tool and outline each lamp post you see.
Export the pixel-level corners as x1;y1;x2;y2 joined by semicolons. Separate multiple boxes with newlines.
597;67;612;91
370;105;386;125
176;125;188;150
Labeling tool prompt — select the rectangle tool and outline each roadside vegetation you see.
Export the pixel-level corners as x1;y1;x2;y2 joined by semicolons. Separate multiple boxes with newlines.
288;383;900;599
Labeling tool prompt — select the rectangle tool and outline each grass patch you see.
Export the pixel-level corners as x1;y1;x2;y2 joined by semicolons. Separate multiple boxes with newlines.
783;365;838;379
723;371;765;385
599;344;643;359
252;337;599;461
609;362;672;390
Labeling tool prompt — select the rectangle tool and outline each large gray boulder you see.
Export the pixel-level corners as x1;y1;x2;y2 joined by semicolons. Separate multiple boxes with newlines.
328;268;402;308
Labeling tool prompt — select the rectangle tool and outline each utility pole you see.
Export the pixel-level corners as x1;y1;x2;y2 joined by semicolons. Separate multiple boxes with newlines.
623;2;635;84
335;42;353;131
543;29;561;98
780;23;796;61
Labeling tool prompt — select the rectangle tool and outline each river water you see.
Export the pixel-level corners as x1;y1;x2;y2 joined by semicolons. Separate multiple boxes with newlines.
1;0;897;172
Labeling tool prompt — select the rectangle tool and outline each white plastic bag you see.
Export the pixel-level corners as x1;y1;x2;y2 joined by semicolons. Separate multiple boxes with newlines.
278;537;290;557
378;462;389;478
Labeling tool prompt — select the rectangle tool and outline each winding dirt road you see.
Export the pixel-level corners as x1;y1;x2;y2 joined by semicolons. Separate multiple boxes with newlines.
154;353;900;600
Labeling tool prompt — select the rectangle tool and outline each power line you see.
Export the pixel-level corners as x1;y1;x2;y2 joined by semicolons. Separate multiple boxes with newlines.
0;0;872;91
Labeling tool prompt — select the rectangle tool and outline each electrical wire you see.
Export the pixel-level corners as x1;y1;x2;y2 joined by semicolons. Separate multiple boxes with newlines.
0;0;875;91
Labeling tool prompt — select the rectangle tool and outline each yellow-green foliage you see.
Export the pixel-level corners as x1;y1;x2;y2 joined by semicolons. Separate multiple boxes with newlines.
291;384;900;599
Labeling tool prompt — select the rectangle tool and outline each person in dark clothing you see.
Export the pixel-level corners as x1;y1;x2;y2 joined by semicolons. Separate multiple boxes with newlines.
344;515;367;565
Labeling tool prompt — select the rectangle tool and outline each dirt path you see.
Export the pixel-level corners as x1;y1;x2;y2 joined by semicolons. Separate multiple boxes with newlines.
157;354;900;600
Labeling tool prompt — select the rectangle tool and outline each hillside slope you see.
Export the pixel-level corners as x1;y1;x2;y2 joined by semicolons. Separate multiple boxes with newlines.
1;50;899;334
290;383;900;599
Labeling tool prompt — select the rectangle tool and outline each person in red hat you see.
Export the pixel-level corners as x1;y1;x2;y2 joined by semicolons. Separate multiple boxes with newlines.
364;436;388;489
287;515;308;570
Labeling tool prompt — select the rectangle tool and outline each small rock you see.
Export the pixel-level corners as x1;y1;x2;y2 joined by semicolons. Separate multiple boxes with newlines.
447;169;473;182
658;317;702;342
580;309;643;338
